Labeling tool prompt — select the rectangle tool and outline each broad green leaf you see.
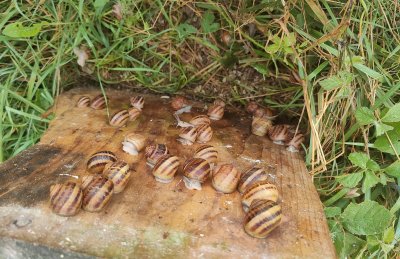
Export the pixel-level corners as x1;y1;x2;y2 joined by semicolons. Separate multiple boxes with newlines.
336;172;363;188
383;226;395;244
265;43;280;54
374;122;393;136
355;107;375;125
353;63;384;82
251;64;269;76
2;22;46;38
329;220;366;258
362;171;380;193
341;200;393;235
384;160;400;178
176;23;197;40
319;71;354;91
324;207;341;217
382;103;400;123
349;152;370;169
201;11;219;33
366;159;380;171
283;32;296;46
374;131;400;155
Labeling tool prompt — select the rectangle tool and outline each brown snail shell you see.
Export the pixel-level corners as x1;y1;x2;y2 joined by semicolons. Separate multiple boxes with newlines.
183;158;211;190
242;180;279;212
81;175;114;212
145;144;169;167
189;115;211;126
152;154;180;183
109;109;129;127
243;199;282;238
268;125;289;145
90;94;106;110
177;126;197;145
194;145;218;165
251;117;272;136
49;182;82;216
103;161;131;193
221;31;232;46
87;151;117;174
207;105;224;120
254;107;275;120
130;96;144;110
128;107;141;121
77;96;90;107
213;99;226;108
286;133;304;152
171;96;189;111
238;167;269;194
246;101;258;114
196;124;213;143
211;164;240;193
122;133;146;155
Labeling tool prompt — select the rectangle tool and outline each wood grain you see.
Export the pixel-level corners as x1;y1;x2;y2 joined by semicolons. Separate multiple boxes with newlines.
0;88;336;258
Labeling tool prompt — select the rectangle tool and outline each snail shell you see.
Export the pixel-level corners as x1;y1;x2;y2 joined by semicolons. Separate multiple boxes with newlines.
254;107;275;120
286;133;304;152
152;154;180;183
145;144;169;167
242;180;279;212
122;133;146;155
268;125;289;145
196;124;213;143
238;167;269;194
177;126;197;145
189;115;211;126
81;175;114;212
87;151;117;174
243;199;282;238
213;99;226;108
171;96;189;111
130;96;144;110
77;96;90;107
211;164;240;193
207;105;224;120
251;117;272;136
109;109;129;127
103;161;131;193
194;145;218;165
246;101;259;114
128;107;141;121
90;94;106;110
183;158;211;190
49;182;82;216
221;31;232;46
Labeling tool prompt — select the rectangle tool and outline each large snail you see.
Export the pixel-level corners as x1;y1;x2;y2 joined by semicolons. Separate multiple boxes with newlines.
241;180;279;212
190;115;211;127
87;151;117;174
90;94;106;110
145;144;169;167
251;116;272;137
196;124;213;143
109;109;129;127
183;158;211;190
207;104;224;121
81;175;114;212
128;107;141;121
122;133;146;155
152;154;180;183
103;161;131;193
211;163;240;193
49;182;82;216
193;145;218;166
268;125;289;145
77;96;90;107
238;167;269;194
177;126;197;145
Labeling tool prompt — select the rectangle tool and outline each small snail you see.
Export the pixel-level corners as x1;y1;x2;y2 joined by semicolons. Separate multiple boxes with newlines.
130;96;144;110
90;94;106;110
246;101;258;114
207;105;224;121
242;180;279;212
128;107;141;121
77;96;90;107
177;126;197;145
81;175;114;212
152;154;180;183
196;124;213;143
238;167;269;194
183;158;211;190
145;144;169;167
213;99;226;108
49;182;82;216
254;107;275;120
122;133;146;155
221;31;232;46
268;125;289;145
251;117;272;136
87;151;117;174
193;145;218;166
286;133;304;152
189;115;211;127
243;199;282;238
171;96;191;114
103;161;131;193
109;109;129;127
211;163;240;193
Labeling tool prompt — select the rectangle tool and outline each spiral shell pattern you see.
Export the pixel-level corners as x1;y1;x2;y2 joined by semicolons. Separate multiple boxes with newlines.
130;96;144;110
49;182;82;216
242;180;279;212
77;96;90;107
103;161;131;193
145;144;169;166
268;125;289;145
207;105;224;120
110;109;129;127
81;175;114;212
183;158;211;190
196;124;213;143
238;167;269;194
152;155;180;183
128;107;141;121
212;164;240;193
87;151;117;174
90;94;106;110
122;133;146;155
178;126;197;145
194;145;218;165
251;117;272;136
189;115;211;126
213;99;226;108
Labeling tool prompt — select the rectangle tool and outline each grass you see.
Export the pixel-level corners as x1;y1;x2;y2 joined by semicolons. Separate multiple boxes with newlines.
1;0;400;257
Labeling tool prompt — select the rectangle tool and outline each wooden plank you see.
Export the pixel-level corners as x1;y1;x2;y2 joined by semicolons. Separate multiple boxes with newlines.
0;87;336;258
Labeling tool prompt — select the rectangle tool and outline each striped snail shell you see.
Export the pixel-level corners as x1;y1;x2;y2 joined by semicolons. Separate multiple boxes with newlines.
246;101;259;114
145;144;169;167
243;199;282;238
211;163;240;193
171;96;189;111
286;133;304;152
130;96;144;110
268;125;289;145
109;109;129;127
128;107;141;121
177;126;197;145
81;175;114;212
90;94;106;110
207;104;224;121
213;99;226;108
238;167;269;194
87;151;117;174
242;180;279;212
122;133;146;155
196;124;213;143
194;145;218;165
49;182;82;216
103;161;131;193
251;117;272;137
183;158;211;190
189;115;211;126
152;154;180;183
77;96;90;107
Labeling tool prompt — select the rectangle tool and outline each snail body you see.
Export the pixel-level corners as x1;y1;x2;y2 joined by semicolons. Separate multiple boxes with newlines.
211;164;240;193
286;133;304;152
122;133;146;155
194;145;218;165
207;105;224;120
77;96;90;107
177;126;197;145
196;124;213;143
183;158;211;190
110;109;129;127
145;144;169;167
152;155;180;183
49;182;82;216
90;94;106;110
268;125;289;145
130;96;144;110
103;161;131;193
251;117;272;136
128;107;141;121
81;175;114;212
87;151;117;174
189;115;211;126
238;167;269;194
242;180;279;212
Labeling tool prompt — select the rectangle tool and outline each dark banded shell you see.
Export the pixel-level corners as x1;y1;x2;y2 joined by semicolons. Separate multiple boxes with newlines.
251;117;272;136
189;115;211;126
286;133;304;152
242;180;279;212
122;133;146;155
178;126;197;145
49;182;82;216
183;158;211;190
145;144;169;166
194;145;218;165
87;151;117;174
244;199;282;238
246;101;258;114
196;124;213;143
103;161;131;193
238;167;269;194
77;96;90;107
128;107;141;121
90;94;106;110
81;175;114;212
212;164;240;193
207;104;224;120
110;109;129;127
152;155;180;183
130;96;144;110
268;125;289;145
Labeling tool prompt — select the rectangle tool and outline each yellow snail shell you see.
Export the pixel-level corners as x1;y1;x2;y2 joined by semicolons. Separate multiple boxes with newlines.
145;144;169;167
109;109;129;127
90;94;106;110
242;180;279;212
81;175;114;212
251;117;272;137
246;101;258;114
49;182;82;216
243;199;282;238
268;125;289;145
77;96;90;107
87;151;117;174
128;107;141;121
177;126;197;145
196;124;213;143
211;164;240;193
152;154;180;183
103;161;131;193
286;133;304;152
130;96;144;110
207;104;224;120
189;115;211;126
194;145;218;165
183;158;211;190
238;167;269;194
171;96;189;111
122;133;146;155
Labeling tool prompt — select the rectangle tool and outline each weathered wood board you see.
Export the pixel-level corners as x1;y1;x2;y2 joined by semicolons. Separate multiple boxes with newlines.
0;88;336;258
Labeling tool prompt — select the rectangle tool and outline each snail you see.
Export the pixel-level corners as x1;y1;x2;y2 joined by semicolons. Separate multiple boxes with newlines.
90;94;106;110
211;163;240;193
196;124;213;143
238;167;269;194
268;125;289;145
130;96;144;110
77;96;90;107
145;144;169;167
122;133;146;155
128;107;141;121
221;31;232;46
87;151;117;174
103;161;131;193
243;199;282;238
207;104;224;120
183;158;211;190
251;117;272;136
81;175;114;212
254;107;275;120
194;145;218;166
171;96;192;114
241;180;279;212
246;101;258;114
49;182;82;216
189;115;211;127
286;133;304;152
109;109;129;127
177;126;197;145
213;99;226;108
152;154;180;183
